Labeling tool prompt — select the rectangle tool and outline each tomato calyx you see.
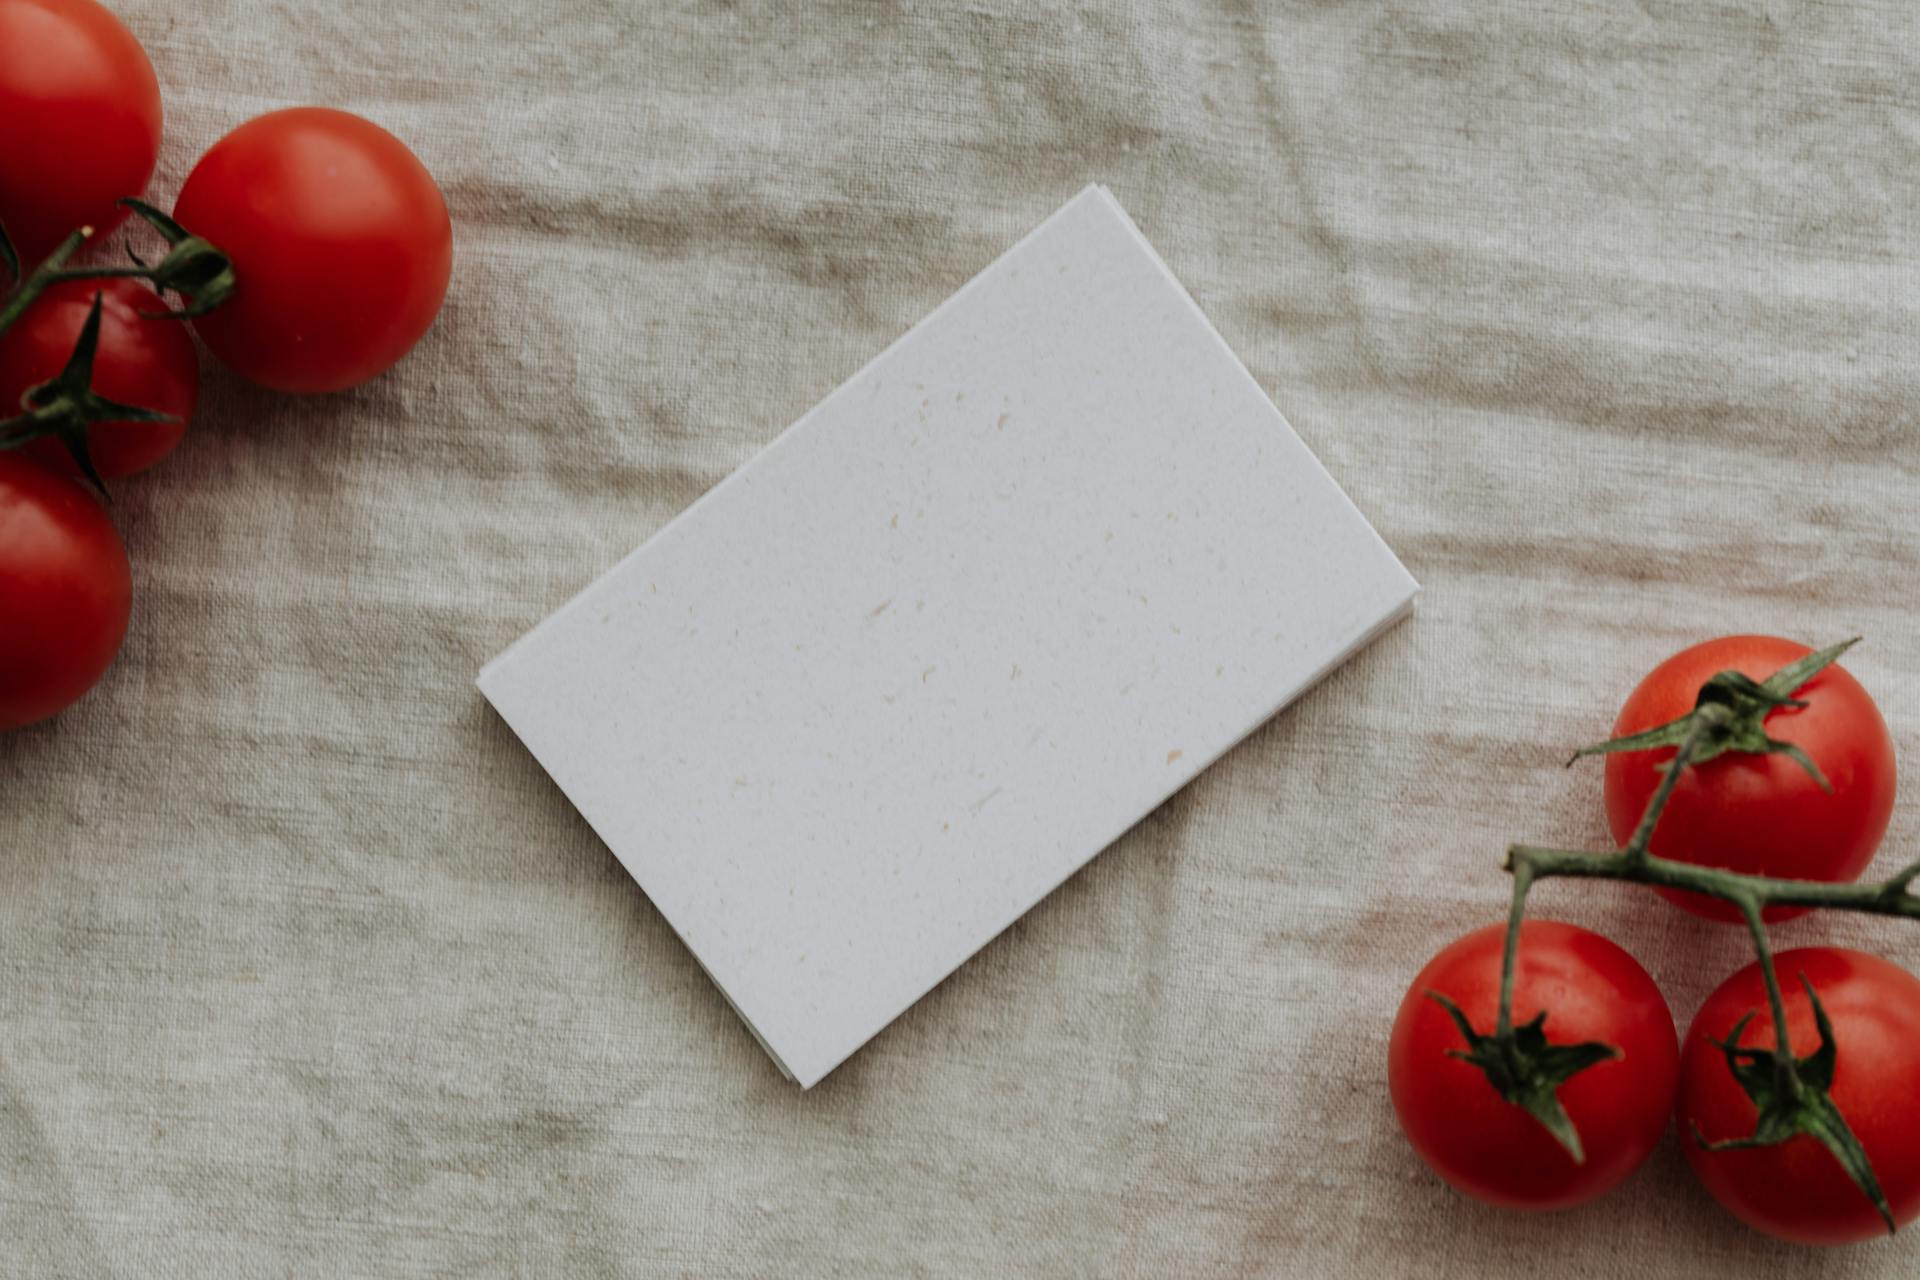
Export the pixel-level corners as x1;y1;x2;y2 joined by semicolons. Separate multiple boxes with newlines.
1567;637;1859;791
110;200;235;319
1425;991;1621;1163
0;203;236;488
0;204;233;321
1692;973;1895;1235
0;289;175;493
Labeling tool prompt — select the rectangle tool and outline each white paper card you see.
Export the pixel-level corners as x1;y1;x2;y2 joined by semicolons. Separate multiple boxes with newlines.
480;187;1417;1087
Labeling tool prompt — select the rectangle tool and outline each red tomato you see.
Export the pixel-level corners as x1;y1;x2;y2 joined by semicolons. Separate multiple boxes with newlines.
1679;948;1920;1245
1603;636;1896;921
0;278;198;478
172;107;453;394
0;0;162;267
1389;921;1679;1210
0;453;130;729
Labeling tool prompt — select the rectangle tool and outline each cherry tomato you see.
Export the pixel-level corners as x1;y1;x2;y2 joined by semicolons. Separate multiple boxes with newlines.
1389;921;1678;1210
1678;948;1920;1245
0;453;131;729
173;107;453;394
1603;636;1896;922
0;278;197;478
0;0;162;267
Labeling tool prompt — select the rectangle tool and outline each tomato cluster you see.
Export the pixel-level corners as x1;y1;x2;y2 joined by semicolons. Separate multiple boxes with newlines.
0;0;453;730
1390;636;1914;1247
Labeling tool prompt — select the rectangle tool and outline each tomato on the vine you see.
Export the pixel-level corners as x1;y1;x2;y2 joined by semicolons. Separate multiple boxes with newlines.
0;0;162;267
1389;921;1678;1210
1602;636;1896;921
0;278;198;478
173;107;453;394
0;454;131;729
1679;947;1920;1245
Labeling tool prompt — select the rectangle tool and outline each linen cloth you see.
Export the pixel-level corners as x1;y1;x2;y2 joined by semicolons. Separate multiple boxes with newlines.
5;1;1920;1275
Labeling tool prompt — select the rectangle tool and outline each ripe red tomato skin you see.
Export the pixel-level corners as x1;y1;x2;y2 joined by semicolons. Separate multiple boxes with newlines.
1679;948;1920;1245
0;0;162;266
1603;636;1896;922
0;454;131;730
0;278;198;478
173;107;453;394
1389;921;1680;1210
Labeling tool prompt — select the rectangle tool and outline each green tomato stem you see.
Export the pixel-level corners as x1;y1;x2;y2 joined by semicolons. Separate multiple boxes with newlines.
1734;894;1801;1099
1620;711;1718;864
1495;862;1533;1039
0;202;233;347
0;228;96;339
1492;717;1709;1037
1502;845;1920;919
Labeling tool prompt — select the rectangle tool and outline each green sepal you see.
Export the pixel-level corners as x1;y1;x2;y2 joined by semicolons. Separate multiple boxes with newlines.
118;198;235;318
1427;992;1620;1164
1568;639;1859;792
1564;716;1693;764
0;290;177;496
1759;639;1861;701
1691;976;1894;1235
0;218;17;286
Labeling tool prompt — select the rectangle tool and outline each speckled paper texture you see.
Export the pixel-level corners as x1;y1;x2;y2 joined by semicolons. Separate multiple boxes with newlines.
479;187;1416;1087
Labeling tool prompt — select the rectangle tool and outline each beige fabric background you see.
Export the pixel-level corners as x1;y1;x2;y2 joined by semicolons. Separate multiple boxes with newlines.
4;0;1919;1275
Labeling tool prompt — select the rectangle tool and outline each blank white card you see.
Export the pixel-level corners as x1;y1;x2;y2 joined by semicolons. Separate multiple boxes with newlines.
480;186;1416;1087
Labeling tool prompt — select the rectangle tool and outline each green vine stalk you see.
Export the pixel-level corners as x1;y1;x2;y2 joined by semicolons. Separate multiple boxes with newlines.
1477;638;1915;1232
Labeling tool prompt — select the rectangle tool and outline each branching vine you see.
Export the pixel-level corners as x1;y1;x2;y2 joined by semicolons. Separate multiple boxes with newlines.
1441;639;1914;1233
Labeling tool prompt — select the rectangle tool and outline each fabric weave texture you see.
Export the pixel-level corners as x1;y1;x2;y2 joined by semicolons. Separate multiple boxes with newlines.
3;2;1918;1275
